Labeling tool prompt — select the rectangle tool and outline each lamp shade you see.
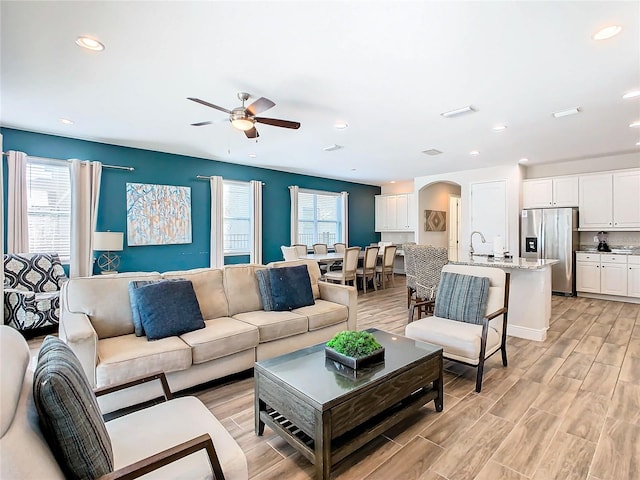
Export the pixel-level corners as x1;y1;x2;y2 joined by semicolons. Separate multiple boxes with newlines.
93;232;124;251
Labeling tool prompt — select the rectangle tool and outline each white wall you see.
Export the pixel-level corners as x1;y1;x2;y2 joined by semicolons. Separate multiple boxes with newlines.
415;164;522;257
380;181;413;195
524;152;640;179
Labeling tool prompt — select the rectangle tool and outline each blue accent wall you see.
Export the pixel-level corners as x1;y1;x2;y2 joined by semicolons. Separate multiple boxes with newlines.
2;128;381;272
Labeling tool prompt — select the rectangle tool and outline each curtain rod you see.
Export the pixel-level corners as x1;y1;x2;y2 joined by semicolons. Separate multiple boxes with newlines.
1;152;134;171
196;175;264;185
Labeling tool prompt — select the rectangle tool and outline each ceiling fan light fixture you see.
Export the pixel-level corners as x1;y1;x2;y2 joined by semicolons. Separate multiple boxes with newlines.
231;116;254;131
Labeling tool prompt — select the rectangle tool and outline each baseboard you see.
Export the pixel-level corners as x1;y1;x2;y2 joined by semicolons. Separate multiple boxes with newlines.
576;292;640;304
507;324;547;342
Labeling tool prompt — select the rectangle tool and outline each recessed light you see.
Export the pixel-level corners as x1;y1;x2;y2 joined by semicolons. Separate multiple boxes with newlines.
441;105;476;118
592;25;622;40
636;141;640;146
59;118;74;125
334;122;348;130
519;158;529;163
630;121;640;128
552;107;581;118
248;153;257;158
492;124;507;132
75;36;105;51
389;181;396;184
323;144;343;152
623;90;640;99
470;150;480;156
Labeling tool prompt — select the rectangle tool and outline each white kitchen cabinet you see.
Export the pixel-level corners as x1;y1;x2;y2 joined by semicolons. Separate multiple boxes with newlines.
628;256;640;299
522;176;578;208
374;193;415;232
579;174;613;229
576;253;601;293
576;252;629;296
600;261;628;296
613;170;640;229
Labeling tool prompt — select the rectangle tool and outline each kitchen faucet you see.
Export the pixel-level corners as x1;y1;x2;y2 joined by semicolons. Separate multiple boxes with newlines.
469;231;486;256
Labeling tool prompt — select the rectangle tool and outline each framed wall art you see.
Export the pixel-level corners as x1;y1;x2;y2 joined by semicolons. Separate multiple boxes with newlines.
424;210;446;232
126;183;192;246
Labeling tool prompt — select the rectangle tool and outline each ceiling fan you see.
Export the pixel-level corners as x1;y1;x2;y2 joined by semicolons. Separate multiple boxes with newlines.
188;92;301;138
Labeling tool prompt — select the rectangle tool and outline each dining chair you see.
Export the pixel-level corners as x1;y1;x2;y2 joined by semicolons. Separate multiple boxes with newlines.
356;246;379;294
375;245;397;289
281;246;299;261
333;243;346;254
324;247;360;286
405;264;510;392
313;243;328;254
292;244;308;257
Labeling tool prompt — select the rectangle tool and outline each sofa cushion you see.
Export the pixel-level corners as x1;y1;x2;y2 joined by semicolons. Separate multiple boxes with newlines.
180;317;259;364
292;299;348;331
255;269;274;311
233;310;308;342
96;335;192;387
224;264;263;316
268;265;315;311
33;336;113;479
132;280;205;340
434;272;490;325
63;272;162;339
162;268;229;320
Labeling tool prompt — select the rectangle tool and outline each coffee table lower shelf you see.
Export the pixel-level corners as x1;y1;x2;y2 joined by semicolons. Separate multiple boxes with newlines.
260;386;438;466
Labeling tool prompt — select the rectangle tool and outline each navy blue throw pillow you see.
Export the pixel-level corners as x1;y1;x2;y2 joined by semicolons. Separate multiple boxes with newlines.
268;265;315;311
128;278;185;336
132;280;205;340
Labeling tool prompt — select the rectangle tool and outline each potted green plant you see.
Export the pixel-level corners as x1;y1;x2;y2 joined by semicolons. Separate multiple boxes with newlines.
325;330;385;369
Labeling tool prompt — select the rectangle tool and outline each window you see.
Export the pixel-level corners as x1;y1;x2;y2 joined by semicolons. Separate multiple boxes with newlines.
26;158;71;261
297;190;344;247
223;181;251;255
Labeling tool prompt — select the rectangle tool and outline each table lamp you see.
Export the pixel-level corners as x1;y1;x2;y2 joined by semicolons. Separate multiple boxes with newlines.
93;231;124;274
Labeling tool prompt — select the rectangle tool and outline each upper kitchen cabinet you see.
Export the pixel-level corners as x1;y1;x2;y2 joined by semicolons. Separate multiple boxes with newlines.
579;169;640;230
375;193;416;232
522;176;578;208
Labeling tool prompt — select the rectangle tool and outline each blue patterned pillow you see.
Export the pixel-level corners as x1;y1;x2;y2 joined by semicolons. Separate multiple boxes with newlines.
33;336;114;479
132;280;205;340
268;265;315;311
256;269;274;311
434;272;490;324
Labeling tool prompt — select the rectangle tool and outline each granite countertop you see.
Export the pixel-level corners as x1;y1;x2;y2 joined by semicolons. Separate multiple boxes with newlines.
576;247;640;255
451;255;560;270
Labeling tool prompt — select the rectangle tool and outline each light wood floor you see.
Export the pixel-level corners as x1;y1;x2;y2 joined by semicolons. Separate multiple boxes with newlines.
192;277;640;480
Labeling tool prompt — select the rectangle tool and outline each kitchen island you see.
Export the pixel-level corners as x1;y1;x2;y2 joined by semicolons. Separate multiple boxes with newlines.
451;255;560;341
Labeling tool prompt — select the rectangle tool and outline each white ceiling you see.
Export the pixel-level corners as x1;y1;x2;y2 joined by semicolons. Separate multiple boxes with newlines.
1;1;639;186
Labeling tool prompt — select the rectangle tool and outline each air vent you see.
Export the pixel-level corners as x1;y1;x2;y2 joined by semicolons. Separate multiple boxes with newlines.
323;144;343;152
422;149;443;156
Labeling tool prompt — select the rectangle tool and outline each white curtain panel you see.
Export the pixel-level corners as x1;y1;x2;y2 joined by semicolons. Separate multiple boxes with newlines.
250;180;263;265
341;191;349;247
6;151;29;254
289;185;299;245
69;159;102;278
209;176;224;268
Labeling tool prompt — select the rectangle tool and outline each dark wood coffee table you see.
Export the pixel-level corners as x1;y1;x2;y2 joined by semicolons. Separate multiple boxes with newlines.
254;329;443;480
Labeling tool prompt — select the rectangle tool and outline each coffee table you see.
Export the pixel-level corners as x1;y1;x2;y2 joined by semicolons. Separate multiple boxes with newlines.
254;329;443;480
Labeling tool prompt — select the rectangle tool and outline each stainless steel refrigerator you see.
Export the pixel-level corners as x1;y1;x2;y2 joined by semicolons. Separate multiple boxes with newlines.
521;208;579;295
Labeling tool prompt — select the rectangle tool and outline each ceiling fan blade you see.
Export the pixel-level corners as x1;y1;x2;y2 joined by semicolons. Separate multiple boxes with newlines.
246;97;275;116
244;127;259;139
187;97;231;114
255;117;301;129
191;121;213;127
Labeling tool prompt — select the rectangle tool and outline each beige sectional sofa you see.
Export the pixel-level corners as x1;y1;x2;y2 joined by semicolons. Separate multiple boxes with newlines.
59;259;356;413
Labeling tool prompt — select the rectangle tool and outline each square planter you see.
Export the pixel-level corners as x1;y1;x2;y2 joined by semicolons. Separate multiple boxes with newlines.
325;346;385;369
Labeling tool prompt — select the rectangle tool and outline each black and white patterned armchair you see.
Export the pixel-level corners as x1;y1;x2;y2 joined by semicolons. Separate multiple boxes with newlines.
3;253;68;331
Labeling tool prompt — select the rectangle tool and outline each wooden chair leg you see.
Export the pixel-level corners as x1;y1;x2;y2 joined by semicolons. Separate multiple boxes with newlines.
372;274;377;291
